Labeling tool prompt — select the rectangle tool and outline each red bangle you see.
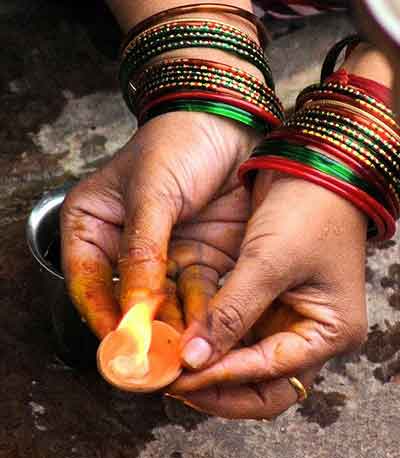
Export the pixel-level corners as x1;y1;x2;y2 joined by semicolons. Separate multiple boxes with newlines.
138;90;282;127
325;70;392;107
238;156;396;241
267;129;399;219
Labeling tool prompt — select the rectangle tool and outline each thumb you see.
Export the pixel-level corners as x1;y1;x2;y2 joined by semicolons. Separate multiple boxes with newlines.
170;313;347;393
180;244;297;369
118;182;180;315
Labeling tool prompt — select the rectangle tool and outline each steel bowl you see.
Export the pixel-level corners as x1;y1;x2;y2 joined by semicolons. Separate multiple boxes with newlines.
26;183;99;368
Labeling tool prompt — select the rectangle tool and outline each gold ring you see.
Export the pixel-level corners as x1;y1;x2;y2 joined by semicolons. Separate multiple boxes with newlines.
288;377;308;403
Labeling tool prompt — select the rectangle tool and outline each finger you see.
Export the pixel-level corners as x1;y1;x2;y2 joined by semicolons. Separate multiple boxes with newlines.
171;301;302;393
173;221;245;261
177;265;219;328
169;239;234;277
118;185;177;315
173;297;355;393
156;279;185;333
61;219;121;340
171;320;335;393
180;244;297;369
175;366;319;420
189;185;250;223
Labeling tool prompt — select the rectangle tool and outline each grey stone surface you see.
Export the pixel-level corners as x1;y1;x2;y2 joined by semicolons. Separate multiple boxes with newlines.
1;3;400;458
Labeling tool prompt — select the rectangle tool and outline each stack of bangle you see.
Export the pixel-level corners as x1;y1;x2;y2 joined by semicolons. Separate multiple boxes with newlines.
119;4;282;132
132;58;284;129
239;37;400;241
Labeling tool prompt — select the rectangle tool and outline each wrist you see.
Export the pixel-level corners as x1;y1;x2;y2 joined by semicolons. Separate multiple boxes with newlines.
116;2;279;136
113;2;265;82
252;170;368;231
342;43;393;88
106;1;255;35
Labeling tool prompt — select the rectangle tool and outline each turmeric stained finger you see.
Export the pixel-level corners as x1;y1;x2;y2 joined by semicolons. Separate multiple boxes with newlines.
156;279;185;333
177;265;218;328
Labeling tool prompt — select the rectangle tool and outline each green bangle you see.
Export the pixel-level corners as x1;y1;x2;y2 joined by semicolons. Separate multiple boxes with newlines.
121;40;273;99
131;24;269;69
141;99;269;132
120;23;274;102
287;118;400;174
137;25;263;52
253;140;385;205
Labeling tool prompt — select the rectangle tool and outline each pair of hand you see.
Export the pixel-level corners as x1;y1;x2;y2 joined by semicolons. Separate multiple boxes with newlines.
61;111;368;419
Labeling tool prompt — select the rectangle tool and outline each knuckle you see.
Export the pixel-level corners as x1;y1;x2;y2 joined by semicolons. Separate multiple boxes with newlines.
313;319;344;360
211;299;247;344
125;234;164;264
60;187;86;229
61;189;79;217
318;312;368;356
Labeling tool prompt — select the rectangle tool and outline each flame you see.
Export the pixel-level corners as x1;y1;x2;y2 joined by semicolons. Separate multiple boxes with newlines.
109;303;152;379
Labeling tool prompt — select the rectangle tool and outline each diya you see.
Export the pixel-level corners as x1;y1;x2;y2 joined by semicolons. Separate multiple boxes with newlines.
97;294;183;393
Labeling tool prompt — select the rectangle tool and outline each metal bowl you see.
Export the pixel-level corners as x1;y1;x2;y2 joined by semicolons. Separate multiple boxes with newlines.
26;183;99;368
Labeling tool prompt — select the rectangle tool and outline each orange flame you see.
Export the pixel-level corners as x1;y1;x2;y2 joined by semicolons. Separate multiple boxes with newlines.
108;303;152;379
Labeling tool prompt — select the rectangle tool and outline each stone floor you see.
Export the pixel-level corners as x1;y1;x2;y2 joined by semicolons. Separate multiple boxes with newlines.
1;2;400;457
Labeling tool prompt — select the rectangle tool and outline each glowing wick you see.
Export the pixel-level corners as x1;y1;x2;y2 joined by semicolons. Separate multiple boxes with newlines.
108;302;152;379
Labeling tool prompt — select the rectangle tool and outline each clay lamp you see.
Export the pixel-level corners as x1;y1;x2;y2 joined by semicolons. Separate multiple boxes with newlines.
97;293;182;393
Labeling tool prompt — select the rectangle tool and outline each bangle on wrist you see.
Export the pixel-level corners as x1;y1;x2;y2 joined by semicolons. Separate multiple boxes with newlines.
120;3;270;54
239;155;393;241
239;36;400;241
116;6;281;133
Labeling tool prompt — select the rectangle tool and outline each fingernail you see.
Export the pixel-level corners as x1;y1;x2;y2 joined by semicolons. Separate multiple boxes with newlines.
182;338;212;369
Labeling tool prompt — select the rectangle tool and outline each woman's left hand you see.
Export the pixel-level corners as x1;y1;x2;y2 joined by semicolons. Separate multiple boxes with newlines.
169;170;369;419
